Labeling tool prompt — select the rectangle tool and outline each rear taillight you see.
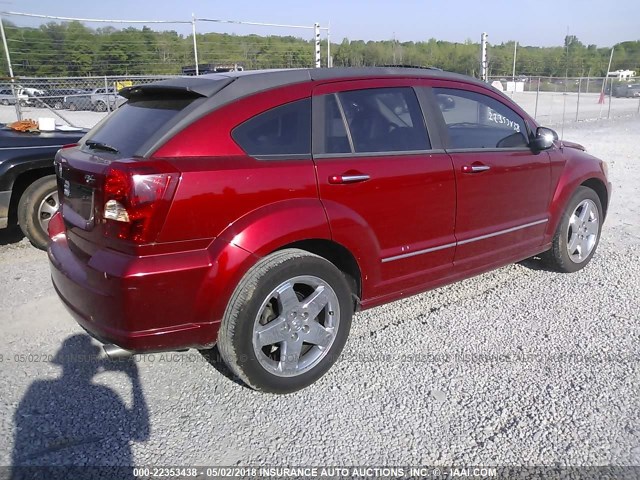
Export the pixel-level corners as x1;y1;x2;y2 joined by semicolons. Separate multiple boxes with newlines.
103;160;179;244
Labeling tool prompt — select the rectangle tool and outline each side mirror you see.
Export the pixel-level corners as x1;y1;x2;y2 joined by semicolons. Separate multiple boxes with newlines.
530;126;558;152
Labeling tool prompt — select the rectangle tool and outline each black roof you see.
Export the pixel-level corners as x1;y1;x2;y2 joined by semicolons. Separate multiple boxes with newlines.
106;67;493;158
123;67;487;101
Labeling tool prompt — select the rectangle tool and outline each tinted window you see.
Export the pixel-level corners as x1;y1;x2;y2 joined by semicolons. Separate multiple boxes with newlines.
232;98;311;156
434;88;528;149
84;97;195;157
338;88;430;153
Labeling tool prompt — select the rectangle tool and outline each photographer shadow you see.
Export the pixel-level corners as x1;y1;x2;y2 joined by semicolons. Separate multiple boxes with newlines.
11;334;149;479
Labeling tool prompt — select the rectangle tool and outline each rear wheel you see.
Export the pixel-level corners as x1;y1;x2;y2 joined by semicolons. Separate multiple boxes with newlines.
68;102;78;111
53;101;63;110
18;176;59;250
217;249;353;393
544;186;603;273
1;99;8;106
95;101;107;112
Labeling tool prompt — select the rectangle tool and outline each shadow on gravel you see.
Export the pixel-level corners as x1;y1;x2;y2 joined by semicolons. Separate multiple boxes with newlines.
517;255;556;272
0;225;25;246
10;334;150;480
200;346;247;388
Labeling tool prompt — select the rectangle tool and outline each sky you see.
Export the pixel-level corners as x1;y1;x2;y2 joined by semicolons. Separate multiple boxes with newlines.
1;0;638;48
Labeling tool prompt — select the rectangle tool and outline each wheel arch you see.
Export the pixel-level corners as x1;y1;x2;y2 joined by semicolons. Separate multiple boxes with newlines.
7;166;55;226
581;177;609;218
276;238;362;310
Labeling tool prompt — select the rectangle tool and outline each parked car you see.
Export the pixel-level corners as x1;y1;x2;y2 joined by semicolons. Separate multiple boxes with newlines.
63;90;93;111
613;83;640;98
0;124;86;248
48;68;611;393
0;88;28;106
90;87;126;112
34;89;85;110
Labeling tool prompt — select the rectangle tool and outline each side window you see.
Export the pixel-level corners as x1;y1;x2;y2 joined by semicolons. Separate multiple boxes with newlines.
433;88;528;149
337;87;430;153
232;98;311;156
322;94;351;154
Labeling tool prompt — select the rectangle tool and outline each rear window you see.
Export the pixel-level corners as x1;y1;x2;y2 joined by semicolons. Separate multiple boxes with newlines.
232;98;311;157
84;98;195;157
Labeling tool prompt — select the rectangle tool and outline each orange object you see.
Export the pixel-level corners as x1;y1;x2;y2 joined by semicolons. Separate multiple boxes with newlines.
7;119;39;132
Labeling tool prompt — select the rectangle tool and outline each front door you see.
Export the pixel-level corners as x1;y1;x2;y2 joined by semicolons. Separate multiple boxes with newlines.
432;87;551;271
312;80;457;301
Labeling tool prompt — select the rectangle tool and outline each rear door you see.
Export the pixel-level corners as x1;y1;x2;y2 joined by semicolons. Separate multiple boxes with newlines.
312;79;456;300
430;86;551;271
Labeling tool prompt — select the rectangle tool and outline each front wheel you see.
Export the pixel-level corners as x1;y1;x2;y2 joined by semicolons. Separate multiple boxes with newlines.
18;176;59;250
544;186;603;273
217;249;353;393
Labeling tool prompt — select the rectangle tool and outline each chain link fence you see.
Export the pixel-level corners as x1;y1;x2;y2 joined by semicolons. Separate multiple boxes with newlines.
1;74;639;130
0;75;179;128
488;76;640;125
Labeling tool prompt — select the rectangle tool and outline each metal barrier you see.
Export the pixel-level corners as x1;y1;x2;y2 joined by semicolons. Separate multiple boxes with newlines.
488;76;640;125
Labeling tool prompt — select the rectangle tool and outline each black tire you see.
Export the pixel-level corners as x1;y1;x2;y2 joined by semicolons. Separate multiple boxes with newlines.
53;101;63;110
95;101;107;112
1;99;8;106
18;176;59;250
217;248;353;394
544;186;603;273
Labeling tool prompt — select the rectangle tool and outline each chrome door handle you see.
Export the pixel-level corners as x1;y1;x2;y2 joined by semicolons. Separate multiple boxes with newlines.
328;174;370;184
461;165;491;173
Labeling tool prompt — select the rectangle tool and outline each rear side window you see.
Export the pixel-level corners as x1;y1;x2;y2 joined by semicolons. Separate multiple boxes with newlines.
338;87;430;153
85;98;195;157
232;98;311;157
433;88;528;149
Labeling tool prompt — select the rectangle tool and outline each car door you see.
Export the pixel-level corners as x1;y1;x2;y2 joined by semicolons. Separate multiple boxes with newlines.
429;86;551;271
312;79;456;301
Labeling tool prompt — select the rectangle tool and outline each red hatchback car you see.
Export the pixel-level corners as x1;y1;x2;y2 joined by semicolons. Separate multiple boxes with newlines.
48;68;611;393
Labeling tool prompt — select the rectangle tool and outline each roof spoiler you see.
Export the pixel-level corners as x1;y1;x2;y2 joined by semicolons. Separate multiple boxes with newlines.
120;77;235;100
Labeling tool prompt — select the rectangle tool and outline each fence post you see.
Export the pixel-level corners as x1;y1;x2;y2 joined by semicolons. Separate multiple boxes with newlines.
192;14;199;75
534;77;540;120
314;23;321;68
327;24;331;68
104;76;111;113
0;14;22;121
575;77;581;122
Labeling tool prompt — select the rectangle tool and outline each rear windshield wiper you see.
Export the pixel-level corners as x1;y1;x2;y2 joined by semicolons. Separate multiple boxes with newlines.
85;140;119;153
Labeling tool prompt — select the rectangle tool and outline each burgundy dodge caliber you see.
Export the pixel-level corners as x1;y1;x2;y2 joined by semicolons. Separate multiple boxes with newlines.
48;68;611;393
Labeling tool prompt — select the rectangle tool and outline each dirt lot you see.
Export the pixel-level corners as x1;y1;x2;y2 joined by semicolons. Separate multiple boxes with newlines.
0;117;638;470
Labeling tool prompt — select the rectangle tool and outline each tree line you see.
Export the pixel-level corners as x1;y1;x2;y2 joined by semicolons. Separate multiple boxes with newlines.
1;20;638;78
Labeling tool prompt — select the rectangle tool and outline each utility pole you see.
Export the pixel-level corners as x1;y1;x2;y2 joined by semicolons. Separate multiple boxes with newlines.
480;32;488;82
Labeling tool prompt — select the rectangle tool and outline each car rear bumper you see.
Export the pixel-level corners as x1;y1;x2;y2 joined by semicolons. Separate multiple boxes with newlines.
48;217;228;352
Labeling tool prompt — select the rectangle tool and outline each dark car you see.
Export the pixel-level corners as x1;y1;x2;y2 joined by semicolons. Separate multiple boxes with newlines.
0;124;86;248
63;90;93;111
33;89;85;110
49;68;611;393
613;83;640;98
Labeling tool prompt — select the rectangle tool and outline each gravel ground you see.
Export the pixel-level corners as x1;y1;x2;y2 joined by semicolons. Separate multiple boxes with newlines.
0;116;638;471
